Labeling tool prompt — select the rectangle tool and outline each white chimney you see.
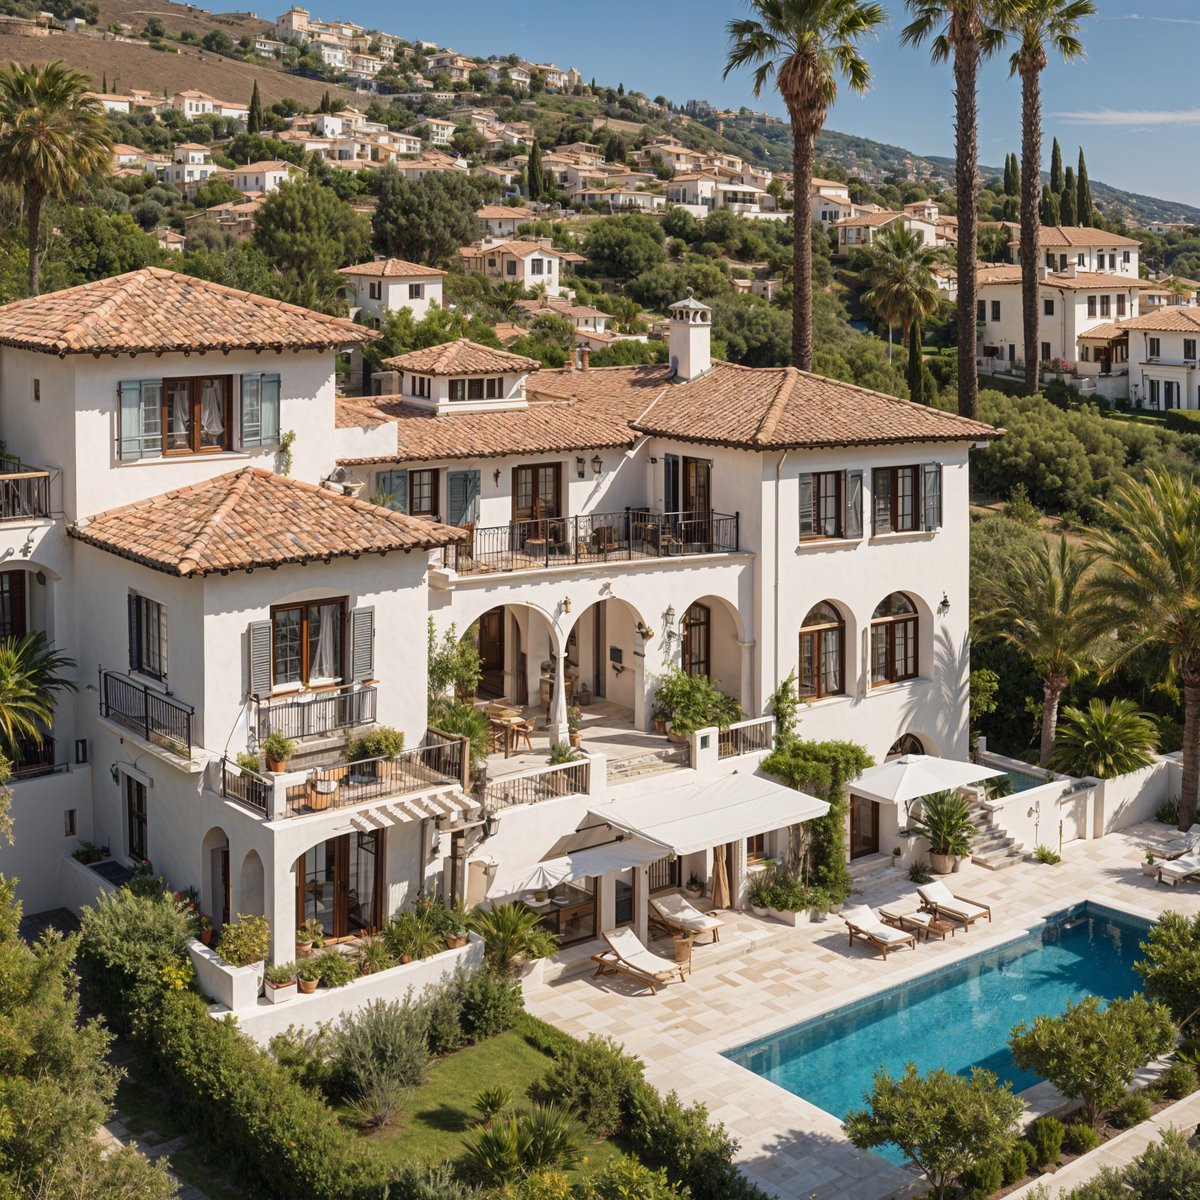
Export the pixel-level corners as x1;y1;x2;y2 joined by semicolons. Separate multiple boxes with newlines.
668;289;712;382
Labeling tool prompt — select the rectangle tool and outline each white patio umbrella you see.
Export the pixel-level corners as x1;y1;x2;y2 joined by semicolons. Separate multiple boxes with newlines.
850;754;1005;808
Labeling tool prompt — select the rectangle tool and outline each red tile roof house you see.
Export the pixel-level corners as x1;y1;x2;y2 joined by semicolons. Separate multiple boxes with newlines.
0;268;1001;1026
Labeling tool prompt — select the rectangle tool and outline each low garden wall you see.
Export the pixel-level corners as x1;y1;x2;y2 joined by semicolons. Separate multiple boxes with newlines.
61;854;116;917
1093;756;1177;834
215;934;485;1045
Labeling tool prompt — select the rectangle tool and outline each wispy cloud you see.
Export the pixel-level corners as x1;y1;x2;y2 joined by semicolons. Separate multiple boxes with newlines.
1055;108;1200;127
1119;12;1200;25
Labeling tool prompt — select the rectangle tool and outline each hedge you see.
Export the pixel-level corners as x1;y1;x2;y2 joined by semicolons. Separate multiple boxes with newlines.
1164;409;1200;434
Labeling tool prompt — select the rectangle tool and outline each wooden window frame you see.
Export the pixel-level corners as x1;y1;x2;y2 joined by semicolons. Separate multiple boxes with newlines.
872;466;919;534
408;468;438;518
269;597;348;692
0;570;27;642
681;602;711;679
798;604;845;699
746;832;767;865
870;594;918;686
130;592;168;681
162;375;232;457
126;775;148;861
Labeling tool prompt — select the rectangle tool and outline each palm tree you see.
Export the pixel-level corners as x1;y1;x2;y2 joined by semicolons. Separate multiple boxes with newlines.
858;223;944;396
0;631;76;765
976;535;1106;767
1008;0;1095;396
0;61;112;296
1050;698;1158;780
724;0;885;372
902;1;1014;420
1088;472;1200;831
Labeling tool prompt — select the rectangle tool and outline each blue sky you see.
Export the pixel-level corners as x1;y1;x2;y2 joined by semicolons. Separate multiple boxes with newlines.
223;0;1200;205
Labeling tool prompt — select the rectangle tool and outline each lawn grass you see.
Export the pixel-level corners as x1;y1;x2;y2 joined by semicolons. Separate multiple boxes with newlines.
349;1026;625;1176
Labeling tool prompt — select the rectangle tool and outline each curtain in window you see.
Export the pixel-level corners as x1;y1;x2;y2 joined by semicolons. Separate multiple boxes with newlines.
200;380;225;436
169;383;190;448
310;604;337;680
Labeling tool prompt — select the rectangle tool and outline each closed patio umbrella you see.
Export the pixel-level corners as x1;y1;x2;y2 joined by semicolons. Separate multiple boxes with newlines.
710;844;731;909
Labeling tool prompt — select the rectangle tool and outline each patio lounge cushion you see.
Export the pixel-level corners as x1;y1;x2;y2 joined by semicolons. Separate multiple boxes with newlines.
1160;851;1200;882
651;893;723;934
603;927;682;979
843;905;912;943
918;882;989;921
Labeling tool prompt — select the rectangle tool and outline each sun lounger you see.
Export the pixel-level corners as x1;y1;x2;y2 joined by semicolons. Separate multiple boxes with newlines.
878;907;956;941
842;905;916;960
1151;824;1200;860
1159;850;1200;886
593;927;686;995
649;893;723;944
917;881;992;929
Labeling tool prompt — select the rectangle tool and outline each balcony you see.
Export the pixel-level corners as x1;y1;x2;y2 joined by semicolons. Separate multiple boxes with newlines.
100;669;193;757
11;734;61;780
441;509;740;576
253;682;377;742
0;454;51;521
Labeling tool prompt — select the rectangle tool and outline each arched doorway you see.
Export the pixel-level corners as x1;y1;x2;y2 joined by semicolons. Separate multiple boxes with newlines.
565;596;649;727
675;594;745;706
201;826;230;930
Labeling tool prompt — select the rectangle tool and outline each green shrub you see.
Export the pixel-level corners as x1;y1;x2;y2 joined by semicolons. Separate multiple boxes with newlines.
77;889;192;1036
269;1024;334;1093
528;1034;645;1139
1002;1141;1035;1185
907;861;933;884
1114;1091;1152;1128
1033;845;1061;865
1063;1169;1128;1199
313;948;358;988
457;968;524;1040
1156;795;1181;825
516;1012;575;1058
583;1155;684;1199
1162;1060;1198;1100
350;1068;408;1130
960;1155;1003;1200
1064;1122;1102;1155
473;1086;513;1126
1123;1127;1200;1196
331;997;430;1100
460;1105;582;1184
468;902;558;975
424;977;467;1056
1026;1116;1065;1168
652;667;742;734
216;913;270;967
1164;409;1200;435
345;725;405;761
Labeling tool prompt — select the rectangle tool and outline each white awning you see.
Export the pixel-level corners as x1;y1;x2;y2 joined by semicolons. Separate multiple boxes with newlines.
590;769;828;856
491;835;667;897
850;754;1004;806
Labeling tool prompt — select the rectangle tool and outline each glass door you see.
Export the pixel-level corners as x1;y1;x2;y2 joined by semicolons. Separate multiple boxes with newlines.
297;832;385;940
849;795;879;859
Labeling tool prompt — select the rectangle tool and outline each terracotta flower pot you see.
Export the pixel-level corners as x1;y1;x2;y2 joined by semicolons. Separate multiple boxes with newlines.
297;976;318;994
199;928;213;946
267;756;288;774
929;853;955;875
445;933;468;950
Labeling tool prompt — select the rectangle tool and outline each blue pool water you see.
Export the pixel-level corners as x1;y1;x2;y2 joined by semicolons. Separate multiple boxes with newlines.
724;904;1148;1158
1005;767;1051;793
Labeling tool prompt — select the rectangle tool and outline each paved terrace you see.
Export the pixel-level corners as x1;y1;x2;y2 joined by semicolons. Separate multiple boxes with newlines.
525;824;1200;1200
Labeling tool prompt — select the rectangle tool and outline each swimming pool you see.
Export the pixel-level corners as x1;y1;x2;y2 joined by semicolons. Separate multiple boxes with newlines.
724;903;1148;1157
1004;766;1053;793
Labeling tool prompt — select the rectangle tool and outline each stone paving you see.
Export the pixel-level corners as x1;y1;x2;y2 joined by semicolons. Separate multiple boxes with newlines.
525;824;1200;1200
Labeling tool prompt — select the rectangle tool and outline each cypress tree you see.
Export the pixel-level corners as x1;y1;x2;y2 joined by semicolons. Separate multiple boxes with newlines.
907;321;925;403
1060;166;1077;226
1076;148;1093;227
1003;152;1017;196
1050;137;1064;195
101;71;107;93
1040;184;1061;226
248;80;263;134
527;138;543;200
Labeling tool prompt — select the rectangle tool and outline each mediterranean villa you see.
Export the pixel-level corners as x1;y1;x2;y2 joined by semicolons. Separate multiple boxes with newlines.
0;267;994;978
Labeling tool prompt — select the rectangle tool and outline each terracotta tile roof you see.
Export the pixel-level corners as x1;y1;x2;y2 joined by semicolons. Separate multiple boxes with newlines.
1077;322;1127;340
0;268;374;356
383;338;541;375
232;159;295;173
835;211;906;228
336;365;671;464
1021;225;1142;249
516;298;608;321
338;360;998;463
460;240;562;260
1116;308;1200;333
335;258;447;278
68;467;463;576
476;204;532;219
628;362;998;450
977;265;1145;291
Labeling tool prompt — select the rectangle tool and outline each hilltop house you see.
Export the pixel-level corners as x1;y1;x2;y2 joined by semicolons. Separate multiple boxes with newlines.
335;258;446;326
459;238;572;298
0;266;993;977
1011;225;1141;278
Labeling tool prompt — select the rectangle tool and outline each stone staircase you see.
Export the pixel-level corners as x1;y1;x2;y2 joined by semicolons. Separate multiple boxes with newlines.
607;745;689;783
968;800;1024;870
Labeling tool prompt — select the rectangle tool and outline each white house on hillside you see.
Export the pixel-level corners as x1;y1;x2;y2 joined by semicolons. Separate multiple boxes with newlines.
459;238;572;298
1011;225;1141;278
335;258;446;326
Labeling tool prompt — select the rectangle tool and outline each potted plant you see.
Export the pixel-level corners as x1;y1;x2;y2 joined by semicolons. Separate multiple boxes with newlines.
685;872;704;897
652;700;669;735
235;751;262;777
892;846;903;868
196;912;214;946
566;706;582;749
1142;850;1160;878
359;938;394;975
445;924;469;950
262;732;295;774
907;790;974;875
296;957;321;993
807;887;831;923
295;917;324;957
344;726;406;778
264;961;297;1004
216;913;271;994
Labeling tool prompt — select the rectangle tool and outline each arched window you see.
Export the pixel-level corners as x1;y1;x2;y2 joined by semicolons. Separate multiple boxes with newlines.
887;733;925;758
871;593;918;685
798;601;844;698
681;603;710;678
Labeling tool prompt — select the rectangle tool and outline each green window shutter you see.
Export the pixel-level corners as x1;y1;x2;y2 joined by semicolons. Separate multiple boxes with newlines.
261;374;281;444
241;375;262;447
797;473;814;537
376;469;408;512
249;620;272;696
845;470;863;539
128;593;140;672
351;606;375;682
447;469;481;526
119;380;163;460
921;463;943;531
